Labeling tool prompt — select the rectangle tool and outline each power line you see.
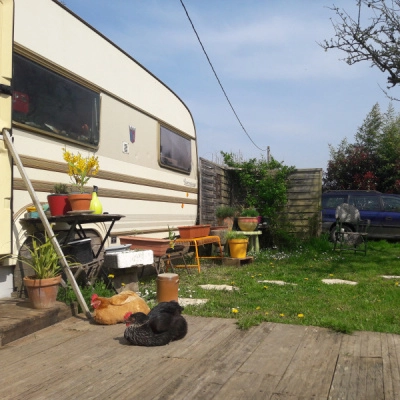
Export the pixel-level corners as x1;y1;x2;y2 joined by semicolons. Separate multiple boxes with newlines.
179;0;268;153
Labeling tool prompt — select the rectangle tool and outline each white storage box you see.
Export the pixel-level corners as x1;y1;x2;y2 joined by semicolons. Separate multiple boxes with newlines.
104;250;154;269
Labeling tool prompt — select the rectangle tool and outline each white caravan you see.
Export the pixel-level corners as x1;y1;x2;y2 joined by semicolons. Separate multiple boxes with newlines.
0;0;198;296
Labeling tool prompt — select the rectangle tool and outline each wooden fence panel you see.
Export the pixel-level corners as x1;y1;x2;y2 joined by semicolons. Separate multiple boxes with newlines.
199;158;230;226
199;159;322;237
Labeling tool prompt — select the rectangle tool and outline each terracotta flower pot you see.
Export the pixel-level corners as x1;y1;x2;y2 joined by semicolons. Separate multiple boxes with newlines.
67;193;92;211
23;275;62;309
178;225;211;239
217;217;234;231
119;236;171;257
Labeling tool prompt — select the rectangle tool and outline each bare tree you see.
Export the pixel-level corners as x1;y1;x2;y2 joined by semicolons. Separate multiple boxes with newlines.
320;1;400;93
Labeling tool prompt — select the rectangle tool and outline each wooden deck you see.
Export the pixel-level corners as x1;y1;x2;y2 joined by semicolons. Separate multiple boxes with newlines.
0;315;399;399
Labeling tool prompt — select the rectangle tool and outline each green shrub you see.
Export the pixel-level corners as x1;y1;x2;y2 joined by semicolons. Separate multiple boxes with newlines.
225;230;248;240
216;205;236;218
240;208;259;217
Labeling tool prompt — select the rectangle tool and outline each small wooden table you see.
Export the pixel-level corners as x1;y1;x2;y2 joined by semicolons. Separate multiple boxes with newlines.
174;235;224;272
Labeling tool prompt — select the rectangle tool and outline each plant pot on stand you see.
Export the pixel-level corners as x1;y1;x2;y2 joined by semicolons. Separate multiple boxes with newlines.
237;217;258;231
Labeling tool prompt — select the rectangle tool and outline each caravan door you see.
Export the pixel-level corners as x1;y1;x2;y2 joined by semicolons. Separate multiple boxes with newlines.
0;0;13;255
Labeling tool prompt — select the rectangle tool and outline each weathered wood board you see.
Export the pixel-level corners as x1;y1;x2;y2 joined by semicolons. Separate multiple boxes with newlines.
0;315;399;399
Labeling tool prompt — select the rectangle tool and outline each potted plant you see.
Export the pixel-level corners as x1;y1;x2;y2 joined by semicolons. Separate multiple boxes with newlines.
215;205;236;230
168;225;177;249
237;208;259;231
2;234;63;309
62;148;100;211
226;230;249;258
47;183;71;216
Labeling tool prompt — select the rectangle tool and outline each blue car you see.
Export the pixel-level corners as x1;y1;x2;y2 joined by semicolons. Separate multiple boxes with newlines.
322;190;400;240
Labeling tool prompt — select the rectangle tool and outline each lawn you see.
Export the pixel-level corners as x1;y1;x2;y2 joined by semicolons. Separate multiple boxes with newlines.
137;238;400;334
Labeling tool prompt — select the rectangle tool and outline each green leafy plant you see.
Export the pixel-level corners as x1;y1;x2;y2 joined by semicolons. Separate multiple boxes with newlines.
1;234;63;279
221;152;295;246
215;205;236;219
221;152;294;219
225;230;248;240
240;208;259;217
57;279;115;313
168;225;176;249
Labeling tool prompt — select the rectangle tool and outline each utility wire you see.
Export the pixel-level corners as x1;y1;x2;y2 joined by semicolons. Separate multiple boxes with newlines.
179;0;268;152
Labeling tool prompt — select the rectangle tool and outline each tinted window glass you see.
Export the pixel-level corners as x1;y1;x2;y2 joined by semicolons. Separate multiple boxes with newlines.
160;126;191;173
12;54;100;146
350;195;381;211
322;195;347;208
382;196;400;211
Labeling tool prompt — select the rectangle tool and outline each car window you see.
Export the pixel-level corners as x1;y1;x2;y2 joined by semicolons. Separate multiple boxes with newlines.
350;195;381;211
322;195;347;208
382;196;400;211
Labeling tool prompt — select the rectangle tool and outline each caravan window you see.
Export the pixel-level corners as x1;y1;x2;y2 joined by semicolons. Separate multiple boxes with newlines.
12;54;100;146
160;126;191;173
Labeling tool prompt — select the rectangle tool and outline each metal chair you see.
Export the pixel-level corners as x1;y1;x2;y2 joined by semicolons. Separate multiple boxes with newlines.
333;203;370;255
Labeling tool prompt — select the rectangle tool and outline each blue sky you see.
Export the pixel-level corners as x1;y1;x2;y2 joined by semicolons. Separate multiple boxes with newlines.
64;0;394;170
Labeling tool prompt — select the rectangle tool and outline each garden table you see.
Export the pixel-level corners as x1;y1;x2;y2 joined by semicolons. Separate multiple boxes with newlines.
22;214;125;285
22;213;125;258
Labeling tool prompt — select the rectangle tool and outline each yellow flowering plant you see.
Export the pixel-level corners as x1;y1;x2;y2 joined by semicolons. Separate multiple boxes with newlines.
63;149;99;193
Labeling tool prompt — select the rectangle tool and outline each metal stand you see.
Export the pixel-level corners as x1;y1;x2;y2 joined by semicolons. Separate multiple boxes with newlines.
2;129;91;319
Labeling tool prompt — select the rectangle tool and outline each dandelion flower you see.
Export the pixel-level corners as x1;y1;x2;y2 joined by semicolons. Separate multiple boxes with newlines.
329;274;334;277
265;312;269;315
263;286;268;289
280;313;285;317
108;274;114;279
232;308;239;314
304;278;308;280
395;282;399;286
121;283;125;287
298;313;304;318
256;306;261;310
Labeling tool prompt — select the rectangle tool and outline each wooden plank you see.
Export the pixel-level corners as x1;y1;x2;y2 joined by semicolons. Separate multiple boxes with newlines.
381;333;400;400
214;322;307;399
69;317;239;399
1;314;399;399
271;326;342;398
329;331;385;400
329;356;384;400
222;257;254;266
150;321;268;399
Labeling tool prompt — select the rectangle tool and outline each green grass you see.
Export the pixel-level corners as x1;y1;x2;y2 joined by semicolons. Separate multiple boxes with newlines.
137;237;400;334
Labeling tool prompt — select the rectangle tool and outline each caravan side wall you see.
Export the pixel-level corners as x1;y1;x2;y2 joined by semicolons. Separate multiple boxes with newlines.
0;0;198;296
